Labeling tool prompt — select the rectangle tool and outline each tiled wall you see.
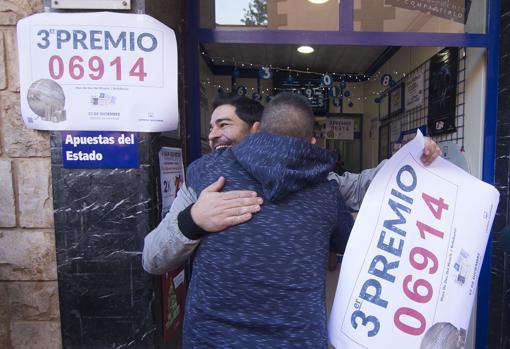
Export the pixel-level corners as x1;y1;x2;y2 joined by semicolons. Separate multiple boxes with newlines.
0;2;62;348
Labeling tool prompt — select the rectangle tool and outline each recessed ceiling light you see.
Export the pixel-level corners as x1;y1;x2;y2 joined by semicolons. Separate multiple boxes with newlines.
308;0;329;4
297;46;314;54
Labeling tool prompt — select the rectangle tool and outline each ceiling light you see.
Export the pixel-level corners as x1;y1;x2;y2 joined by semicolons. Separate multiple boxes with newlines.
308;0;329;4
297;46;314;54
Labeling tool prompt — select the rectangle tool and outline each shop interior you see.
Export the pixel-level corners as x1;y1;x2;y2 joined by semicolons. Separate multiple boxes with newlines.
197;43;486;179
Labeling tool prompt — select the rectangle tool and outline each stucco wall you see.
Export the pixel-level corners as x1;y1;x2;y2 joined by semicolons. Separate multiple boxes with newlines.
0;1;61;348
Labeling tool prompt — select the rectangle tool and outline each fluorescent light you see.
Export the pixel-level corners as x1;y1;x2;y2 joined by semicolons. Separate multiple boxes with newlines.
308;0;329;4
297;46;314;54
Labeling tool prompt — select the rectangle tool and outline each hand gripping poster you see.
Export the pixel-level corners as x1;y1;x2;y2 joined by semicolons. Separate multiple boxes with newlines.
16;12;178;132
328;131;499;349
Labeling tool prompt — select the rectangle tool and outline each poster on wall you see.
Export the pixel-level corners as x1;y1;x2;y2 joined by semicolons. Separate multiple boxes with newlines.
384;0;468;24
405;68;425;111
162;267;186;345
428;47;459;136
390;120;401;144
17;12;178;132
378;124;389;161
159;147;185;215
389;84;405;116
379;94;389;121
329;131;499;349
326;118;355;140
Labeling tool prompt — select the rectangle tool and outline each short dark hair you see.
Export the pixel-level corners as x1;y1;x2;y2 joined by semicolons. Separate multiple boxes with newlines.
212;95;263;126
261;93;314;139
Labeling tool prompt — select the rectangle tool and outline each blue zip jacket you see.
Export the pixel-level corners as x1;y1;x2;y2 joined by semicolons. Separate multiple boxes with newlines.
183;132;352;348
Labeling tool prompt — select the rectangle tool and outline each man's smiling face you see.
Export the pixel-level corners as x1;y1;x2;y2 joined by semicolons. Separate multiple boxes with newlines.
208;104;252;151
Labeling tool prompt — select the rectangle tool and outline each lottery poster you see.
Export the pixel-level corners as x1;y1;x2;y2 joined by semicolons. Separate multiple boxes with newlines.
329;131;499;349
17;12;178;132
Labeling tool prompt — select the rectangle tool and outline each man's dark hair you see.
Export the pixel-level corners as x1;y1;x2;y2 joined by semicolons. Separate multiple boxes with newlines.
261;92;315;139
212;95;263;126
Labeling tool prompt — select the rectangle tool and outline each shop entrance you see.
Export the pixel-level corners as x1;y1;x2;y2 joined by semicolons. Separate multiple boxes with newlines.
186;0;499;348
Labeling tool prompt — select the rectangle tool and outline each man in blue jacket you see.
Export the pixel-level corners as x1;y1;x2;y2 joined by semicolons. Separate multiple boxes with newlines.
183;93;352;348
142;96;441;274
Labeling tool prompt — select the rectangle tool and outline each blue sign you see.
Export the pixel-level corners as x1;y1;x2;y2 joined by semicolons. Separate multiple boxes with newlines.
329;86;341;98
259;66;273;79
236;85;247;96
62;131;139;168
380;74;393;87
322;74;333;87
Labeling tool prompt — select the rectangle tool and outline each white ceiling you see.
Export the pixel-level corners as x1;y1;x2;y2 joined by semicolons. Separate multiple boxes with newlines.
202;43;390;75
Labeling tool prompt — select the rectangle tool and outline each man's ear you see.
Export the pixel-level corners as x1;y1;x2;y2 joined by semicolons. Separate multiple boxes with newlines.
250;121;261;134
310;137;317;145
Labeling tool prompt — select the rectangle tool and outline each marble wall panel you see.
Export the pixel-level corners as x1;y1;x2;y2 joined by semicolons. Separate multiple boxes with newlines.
51;131;163;348
490;1;510;348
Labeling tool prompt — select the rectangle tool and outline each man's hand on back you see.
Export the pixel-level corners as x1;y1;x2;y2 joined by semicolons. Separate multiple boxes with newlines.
191;176;263;232
421;137;442;165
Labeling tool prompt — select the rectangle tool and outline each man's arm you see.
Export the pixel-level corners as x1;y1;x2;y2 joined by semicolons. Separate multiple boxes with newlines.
327;161;386;211
328;136;441;211
142;182;199;274
142;177;263;275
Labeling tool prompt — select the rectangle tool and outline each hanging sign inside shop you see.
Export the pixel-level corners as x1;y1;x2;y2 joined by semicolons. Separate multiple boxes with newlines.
329;131;499;349
159;147;185;215
326;118;354;140
252;92;262;101
322;74;333;87
258;66;273;80
17;12;178;132
405;68;425;111
235;85;247;96
385;0;468;24
62;131;138;168
329;86;341;98
380;74;393;88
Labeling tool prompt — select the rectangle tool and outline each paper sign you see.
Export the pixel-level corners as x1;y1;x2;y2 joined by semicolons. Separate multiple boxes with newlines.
159;147;185;215
17;12;178;132
385;0;466;23
329;131;499;349
405;69;425;111
62;131;138;168
173;269;185;289
326;119;355;140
